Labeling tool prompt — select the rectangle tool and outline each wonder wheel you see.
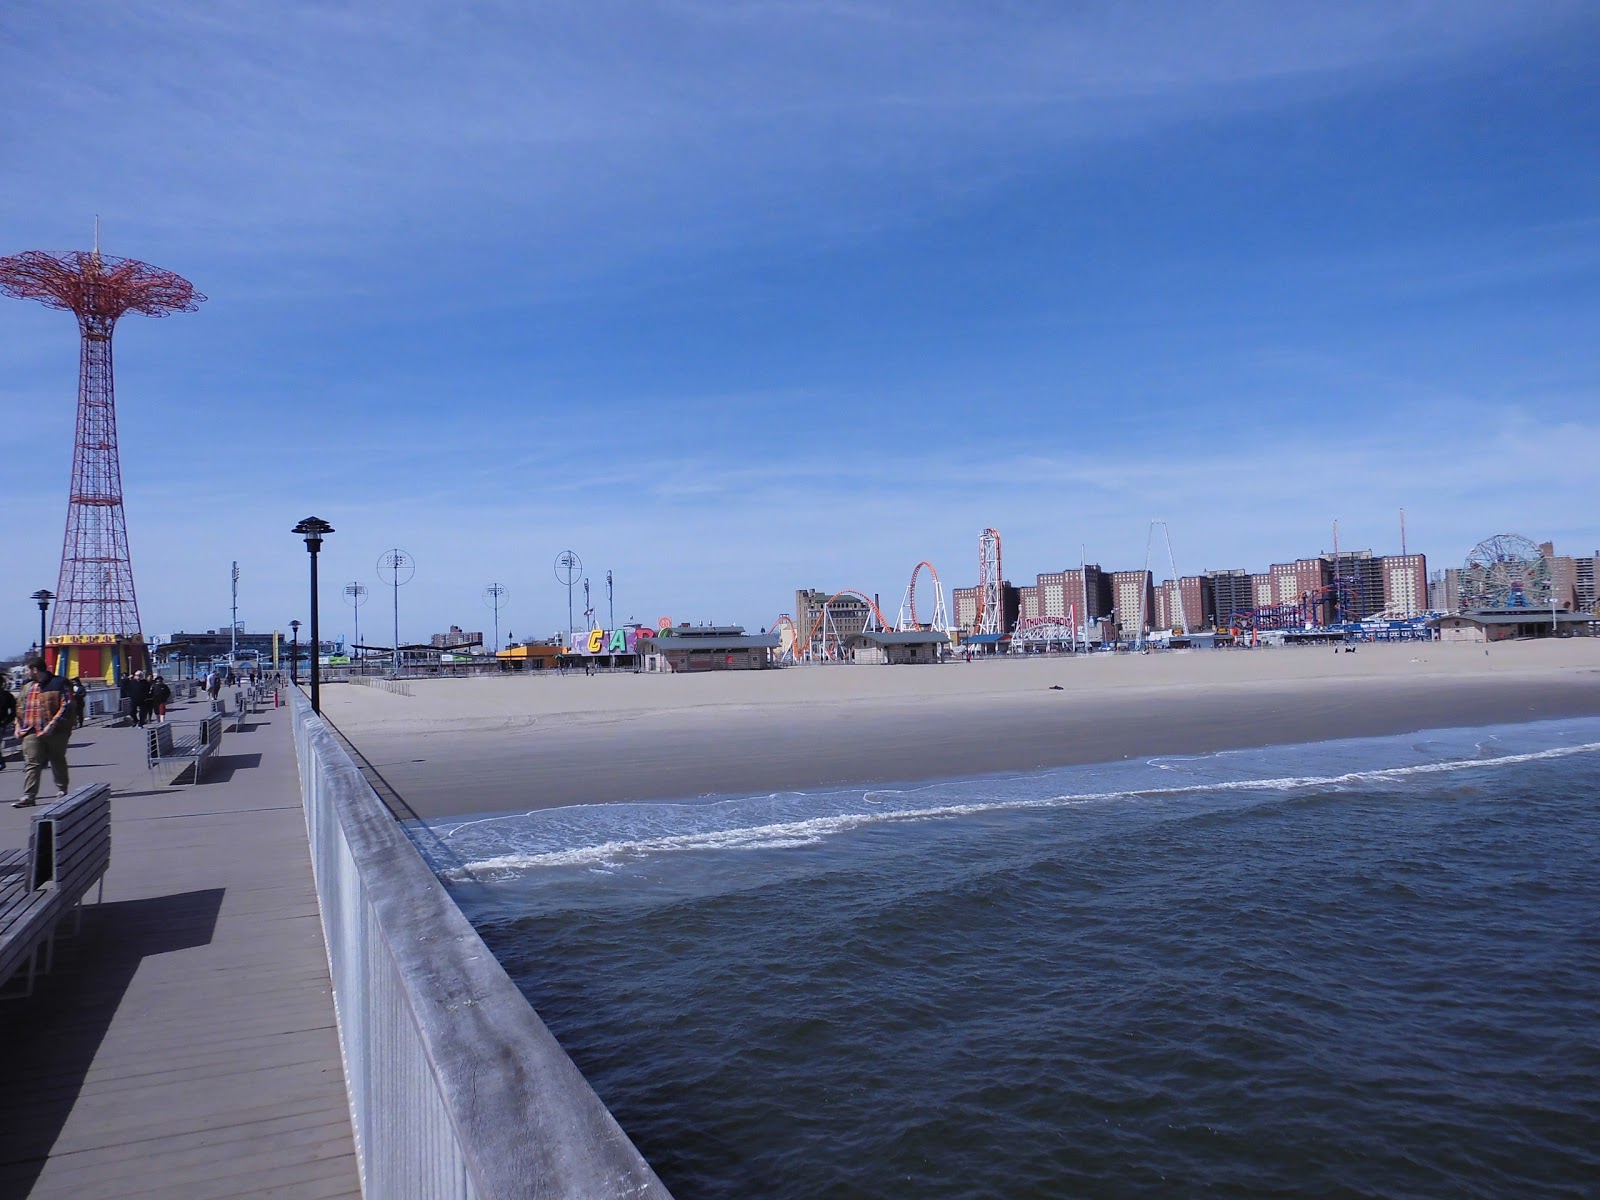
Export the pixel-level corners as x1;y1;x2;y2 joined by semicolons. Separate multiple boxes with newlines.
1462;533;1548;609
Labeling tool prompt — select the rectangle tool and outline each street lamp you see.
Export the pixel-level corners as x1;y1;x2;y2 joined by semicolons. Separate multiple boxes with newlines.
30;589;53;663
289;620;301;685
292;517;334;713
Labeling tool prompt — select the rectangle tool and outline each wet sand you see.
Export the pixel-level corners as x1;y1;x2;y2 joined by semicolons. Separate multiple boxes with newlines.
318;640;1600;819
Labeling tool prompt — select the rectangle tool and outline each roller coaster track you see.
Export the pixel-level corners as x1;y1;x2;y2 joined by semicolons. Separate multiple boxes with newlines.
766;615;802;662
798;590;893;660
897;561;949;631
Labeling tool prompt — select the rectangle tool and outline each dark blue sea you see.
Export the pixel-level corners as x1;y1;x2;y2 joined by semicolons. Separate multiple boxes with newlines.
423;718;1600;1199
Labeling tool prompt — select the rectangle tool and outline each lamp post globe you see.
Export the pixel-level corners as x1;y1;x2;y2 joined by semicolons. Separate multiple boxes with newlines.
289;620;302;686
292;517;334;713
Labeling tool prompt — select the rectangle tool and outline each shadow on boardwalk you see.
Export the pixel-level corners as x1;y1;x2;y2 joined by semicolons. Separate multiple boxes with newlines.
0;889;225;1195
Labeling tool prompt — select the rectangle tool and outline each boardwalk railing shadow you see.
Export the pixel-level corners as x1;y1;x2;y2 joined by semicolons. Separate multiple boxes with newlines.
0;888;225;1196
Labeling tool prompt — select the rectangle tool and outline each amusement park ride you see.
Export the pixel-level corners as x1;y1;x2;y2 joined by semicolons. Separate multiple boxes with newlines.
0;236;204;683
773;562;953;662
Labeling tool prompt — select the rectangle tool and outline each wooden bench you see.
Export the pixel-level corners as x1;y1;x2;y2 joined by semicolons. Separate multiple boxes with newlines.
0;784;112;997
146;714;223;785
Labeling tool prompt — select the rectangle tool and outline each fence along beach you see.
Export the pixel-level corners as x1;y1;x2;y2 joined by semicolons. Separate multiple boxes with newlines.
319;639;1600;818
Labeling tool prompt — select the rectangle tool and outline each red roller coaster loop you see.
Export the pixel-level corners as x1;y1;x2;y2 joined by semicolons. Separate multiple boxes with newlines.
906;561;941;628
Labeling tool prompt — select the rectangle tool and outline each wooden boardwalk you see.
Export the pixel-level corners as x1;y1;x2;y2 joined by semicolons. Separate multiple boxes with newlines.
0;687;360;1198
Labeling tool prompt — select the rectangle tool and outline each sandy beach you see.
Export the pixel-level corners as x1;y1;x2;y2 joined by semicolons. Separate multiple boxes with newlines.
317;640;1600;819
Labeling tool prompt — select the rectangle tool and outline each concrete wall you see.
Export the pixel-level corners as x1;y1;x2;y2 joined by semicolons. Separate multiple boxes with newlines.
289;690;672;1200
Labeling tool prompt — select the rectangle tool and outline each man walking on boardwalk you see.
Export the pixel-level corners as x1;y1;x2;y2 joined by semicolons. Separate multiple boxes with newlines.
12;655;71;808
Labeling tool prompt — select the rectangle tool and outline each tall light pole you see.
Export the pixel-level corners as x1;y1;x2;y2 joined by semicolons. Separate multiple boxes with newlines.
345;583;368;674
289;620;301;685
483;583;507;654
230;561;240;660
554;550;581;641
293;517;334;713
378;549;415;675
606;570;614;630
30;590;54;663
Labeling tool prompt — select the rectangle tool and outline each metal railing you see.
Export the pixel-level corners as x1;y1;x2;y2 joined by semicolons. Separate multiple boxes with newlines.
288;688;672;1199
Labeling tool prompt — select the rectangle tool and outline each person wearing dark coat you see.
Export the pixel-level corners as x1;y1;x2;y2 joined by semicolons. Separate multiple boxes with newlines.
0;683;15;770
130;671;152;728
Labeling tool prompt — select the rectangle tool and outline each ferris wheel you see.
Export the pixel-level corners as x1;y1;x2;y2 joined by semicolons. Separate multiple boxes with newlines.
1462;533;1549;609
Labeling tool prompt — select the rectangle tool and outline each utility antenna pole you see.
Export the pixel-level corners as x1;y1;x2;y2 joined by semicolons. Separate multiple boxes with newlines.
230;561;240;659
606;570;614;630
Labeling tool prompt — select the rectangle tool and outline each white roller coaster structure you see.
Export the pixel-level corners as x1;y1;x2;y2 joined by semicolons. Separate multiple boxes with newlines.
896;561;949;632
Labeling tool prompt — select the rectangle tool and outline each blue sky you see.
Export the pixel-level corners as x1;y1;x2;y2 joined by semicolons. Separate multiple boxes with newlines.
3;1;1598;653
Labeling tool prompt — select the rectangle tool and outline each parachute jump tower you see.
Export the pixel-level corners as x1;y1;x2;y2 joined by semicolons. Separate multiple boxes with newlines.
0;243;205;683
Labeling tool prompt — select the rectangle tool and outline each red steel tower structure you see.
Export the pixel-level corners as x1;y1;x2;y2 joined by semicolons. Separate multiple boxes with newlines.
0;247;204;682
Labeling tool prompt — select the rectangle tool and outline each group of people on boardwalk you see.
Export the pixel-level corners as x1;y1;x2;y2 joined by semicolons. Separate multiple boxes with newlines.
1;656;273;808
119;669;172;728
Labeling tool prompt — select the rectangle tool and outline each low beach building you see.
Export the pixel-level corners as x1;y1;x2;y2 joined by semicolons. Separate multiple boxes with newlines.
1432;609;1596;642
639;625;782;672
847;630;952;664
495;641;566;670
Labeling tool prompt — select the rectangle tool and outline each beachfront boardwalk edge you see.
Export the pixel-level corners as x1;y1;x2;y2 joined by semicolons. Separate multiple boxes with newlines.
0;686;361;1197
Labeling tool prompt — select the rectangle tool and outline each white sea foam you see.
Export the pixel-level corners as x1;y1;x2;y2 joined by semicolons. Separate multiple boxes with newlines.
437;738;1600;880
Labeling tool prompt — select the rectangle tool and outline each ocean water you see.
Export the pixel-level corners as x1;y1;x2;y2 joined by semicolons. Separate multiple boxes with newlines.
423;718;1600;1199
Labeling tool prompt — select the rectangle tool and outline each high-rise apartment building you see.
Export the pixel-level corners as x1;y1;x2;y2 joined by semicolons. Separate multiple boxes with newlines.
430;625;484;649
953;584;1020;633
952;586;979;631
1134;577;1214;632
1252;573;1275;608
1540;543;1578;609
1061;566;1111;626
1208;570;1253;625
1575;553;1598;612
1381;554;1428;617
1110;569;1155;636
1324;550;1386;620
1436;568;1464;612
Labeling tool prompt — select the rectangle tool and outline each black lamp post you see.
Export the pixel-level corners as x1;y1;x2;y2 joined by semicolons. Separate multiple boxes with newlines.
30;590;54;662
292;517;334;713
289;620;301;685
